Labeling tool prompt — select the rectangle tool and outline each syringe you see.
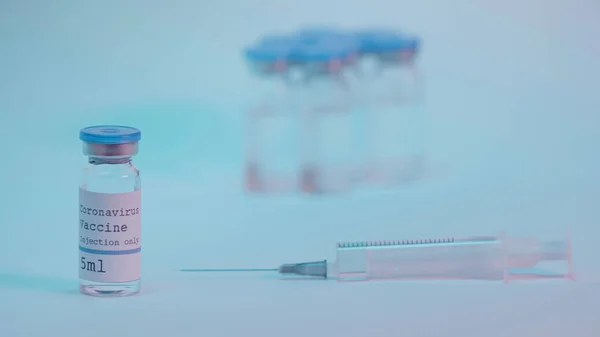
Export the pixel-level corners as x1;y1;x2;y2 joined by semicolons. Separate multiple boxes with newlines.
180;232;573;283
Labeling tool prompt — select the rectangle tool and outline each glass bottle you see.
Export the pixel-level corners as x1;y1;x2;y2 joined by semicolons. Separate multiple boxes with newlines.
243;37;300;193
355;31;425;185
294;40;360;193
78;125;142;297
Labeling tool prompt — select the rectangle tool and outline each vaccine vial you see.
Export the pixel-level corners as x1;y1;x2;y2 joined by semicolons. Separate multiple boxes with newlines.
355;31;425;184
78;125;142;297
243;38;300;192
295;40;359;193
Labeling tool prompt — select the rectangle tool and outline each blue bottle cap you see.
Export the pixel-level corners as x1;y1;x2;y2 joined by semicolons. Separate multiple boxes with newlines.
80;125;141;144
295;28;359;50
291;40;356;63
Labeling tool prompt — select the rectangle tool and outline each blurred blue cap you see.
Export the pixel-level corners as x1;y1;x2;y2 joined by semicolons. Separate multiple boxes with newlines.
295;27;359;49
289;27;358;62
290;39;356;62
244;27;419;64
80;125;141;144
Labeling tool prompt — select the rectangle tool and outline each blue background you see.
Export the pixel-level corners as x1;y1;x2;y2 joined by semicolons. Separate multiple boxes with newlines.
1;0;599;336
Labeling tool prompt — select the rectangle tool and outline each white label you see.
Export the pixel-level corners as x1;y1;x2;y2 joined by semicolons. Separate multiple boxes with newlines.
79;188;141;283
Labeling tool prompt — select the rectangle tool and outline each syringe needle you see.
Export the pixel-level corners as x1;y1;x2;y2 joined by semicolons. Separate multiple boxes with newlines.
179;268;278;272
180;260;329;279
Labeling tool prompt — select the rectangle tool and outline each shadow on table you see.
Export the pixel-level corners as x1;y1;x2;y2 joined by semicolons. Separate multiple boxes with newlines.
0;272;79;295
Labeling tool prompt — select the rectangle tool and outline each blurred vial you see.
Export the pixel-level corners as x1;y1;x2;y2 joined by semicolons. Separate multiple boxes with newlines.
292;39;361;193
243;38;301;192
354;30;425;184
79;126;142;297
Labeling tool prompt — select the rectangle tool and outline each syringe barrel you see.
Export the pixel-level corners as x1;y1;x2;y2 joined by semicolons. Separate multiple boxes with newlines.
334;235;571;282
